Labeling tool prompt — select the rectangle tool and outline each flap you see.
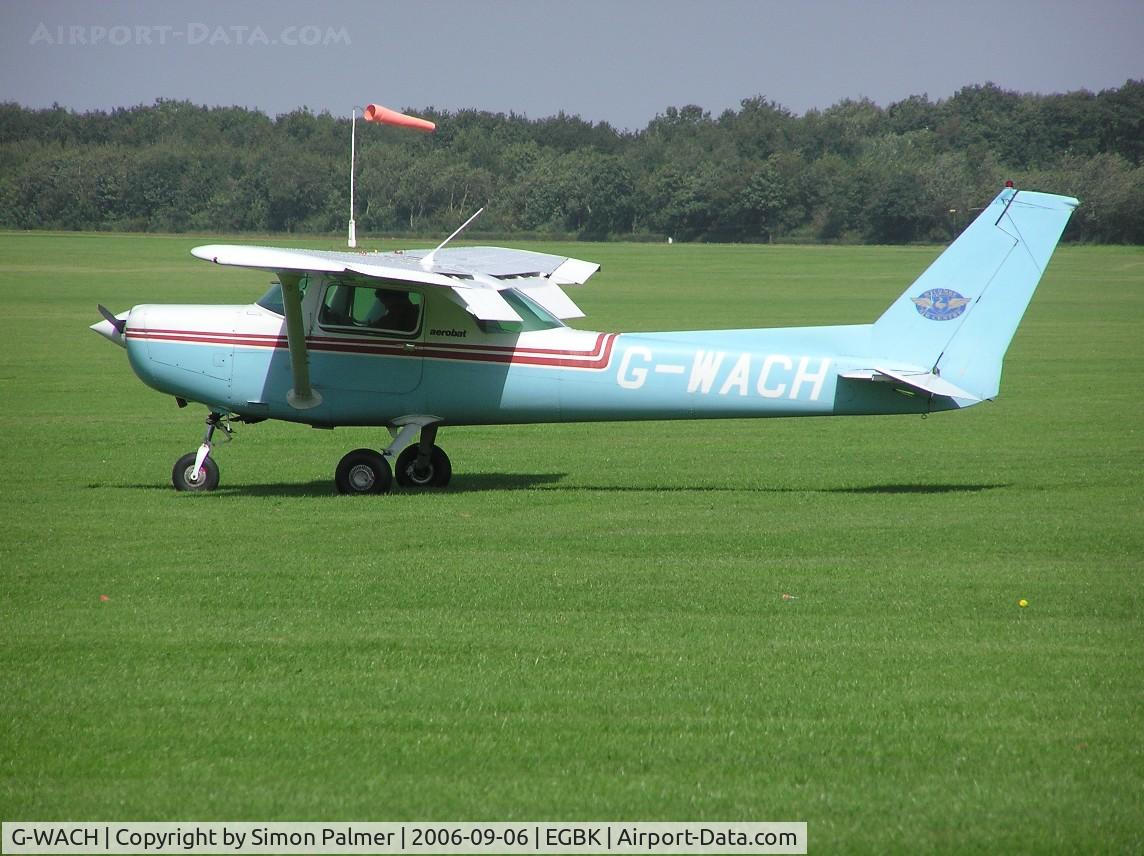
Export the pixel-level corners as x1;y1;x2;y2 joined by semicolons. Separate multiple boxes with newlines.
514;281;586;319
449;287;522;322
549;257;601;286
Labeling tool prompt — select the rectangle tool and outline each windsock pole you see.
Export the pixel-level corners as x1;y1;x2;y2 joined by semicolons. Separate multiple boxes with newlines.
348;103;436;248
348;107;359;247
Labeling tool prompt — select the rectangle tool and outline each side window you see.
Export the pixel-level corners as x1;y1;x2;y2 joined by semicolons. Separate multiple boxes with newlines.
256;275;310;316
320;284;422;335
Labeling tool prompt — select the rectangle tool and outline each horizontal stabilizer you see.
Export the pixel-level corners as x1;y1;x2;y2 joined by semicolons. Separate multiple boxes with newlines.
841;367;983;402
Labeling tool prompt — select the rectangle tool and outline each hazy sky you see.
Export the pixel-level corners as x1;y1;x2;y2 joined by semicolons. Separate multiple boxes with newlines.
2;0;1141;129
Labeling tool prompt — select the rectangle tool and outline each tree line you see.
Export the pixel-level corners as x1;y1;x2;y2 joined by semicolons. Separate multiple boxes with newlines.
1;80;1141;243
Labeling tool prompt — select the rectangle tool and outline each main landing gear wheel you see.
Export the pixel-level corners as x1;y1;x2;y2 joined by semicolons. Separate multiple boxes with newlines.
394;444;452;488
172;452;220;492
335;448;393;495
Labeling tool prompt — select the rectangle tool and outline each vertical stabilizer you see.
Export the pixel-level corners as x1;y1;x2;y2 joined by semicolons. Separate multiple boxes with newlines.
870;187;1078;400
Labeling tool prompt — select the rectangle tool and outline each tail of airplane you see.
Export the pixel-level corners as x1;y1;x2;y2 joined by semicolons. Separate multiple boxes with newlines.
866;186;1078;402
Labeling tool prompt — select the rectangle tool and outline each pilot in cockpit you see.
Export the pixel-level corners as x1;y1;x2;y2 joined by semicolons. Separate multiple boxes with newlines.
365;289;417;333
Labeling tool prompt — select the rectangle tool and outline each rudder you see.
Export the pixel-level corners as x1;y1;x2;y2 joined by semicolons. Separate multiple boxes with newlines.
870;187;1078;401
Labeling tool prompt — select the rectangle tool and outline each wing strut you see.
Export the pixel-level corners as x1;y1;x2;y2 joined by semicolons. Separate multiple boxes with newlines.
280;273;322;410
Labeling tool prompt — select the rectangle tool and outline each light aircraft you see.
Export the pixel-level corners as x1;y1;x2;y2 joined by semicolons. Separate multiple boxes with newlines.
90;185;1077;492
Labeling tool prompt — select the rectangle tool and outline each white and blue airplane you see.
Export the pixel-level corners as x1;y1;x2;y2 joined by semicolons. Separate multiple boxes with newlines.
91;185;1077;492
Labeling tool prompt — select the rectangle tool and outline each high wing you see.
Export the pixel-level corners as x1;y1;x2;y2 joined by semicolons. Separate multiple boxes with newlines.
190;243;601;410
190;244;600;321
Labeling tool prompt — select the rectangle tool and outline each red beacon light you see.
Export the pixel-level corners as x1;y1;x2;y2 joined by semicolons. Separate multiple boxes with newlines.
1005;179;1015;188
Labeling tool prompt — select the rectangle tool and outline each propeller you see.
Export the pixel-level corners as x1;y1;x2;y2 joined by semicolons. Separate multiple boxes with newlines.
98;304;126;334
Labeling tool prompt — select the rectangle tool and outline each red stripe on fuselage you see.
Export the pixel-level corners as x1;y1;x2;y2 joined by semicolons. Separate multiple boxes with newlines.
127;329;618;370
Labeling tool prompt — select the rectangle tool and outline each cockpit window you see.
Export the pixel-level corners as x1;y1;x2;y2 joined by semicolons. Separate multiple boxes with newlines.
256;275;310;315
481;289;565;333
320;282;422;335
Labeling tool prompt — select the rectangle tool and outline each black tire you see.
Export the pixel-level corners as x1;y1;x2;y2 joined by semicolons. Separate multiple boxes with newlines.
394;444;452;488
172;451;220;492
335;448;392;495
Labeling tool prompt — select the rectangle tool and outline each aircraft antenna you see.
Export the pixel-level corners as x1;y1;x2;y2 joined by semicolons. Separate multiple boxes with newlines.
420;207;485;270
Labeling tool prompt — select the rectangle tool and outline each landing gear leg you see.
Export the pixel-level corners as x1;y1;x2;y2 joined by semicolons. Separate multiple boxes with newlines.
172;412;230;491
394;423;452;488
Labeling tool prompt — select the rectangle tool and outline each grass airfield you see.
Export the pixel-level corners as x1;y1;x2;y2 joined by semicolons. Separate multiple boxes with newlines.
1;232;1141;852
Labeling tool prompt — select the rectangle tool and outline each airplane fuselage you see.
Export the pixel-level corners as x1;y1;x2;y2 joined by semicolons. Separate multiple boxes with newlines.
122;280;946;432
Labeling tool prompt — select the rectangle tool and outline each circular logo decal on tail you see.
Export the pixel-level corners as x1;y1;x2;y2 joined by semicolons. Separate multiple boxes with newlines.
912;288;971;321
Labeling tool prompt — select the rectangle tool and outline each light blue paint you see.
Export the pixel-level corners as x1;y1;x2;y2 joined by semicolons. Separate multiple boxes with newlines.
109;188;1078;442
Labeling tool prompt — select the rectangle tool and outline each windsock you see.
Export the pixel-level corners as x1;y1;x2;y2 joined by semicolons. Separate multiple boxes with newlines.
362;104;436;132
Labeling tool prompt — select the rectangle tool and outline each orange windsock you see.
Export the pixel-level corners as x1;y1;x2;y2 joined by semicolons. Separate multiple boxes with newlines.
362;104;436;133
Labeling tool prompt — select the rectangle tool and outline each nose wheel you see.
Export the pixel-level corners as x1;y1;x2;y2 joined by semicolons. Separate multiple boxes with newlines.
172;412;230;491
172;451;220;491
